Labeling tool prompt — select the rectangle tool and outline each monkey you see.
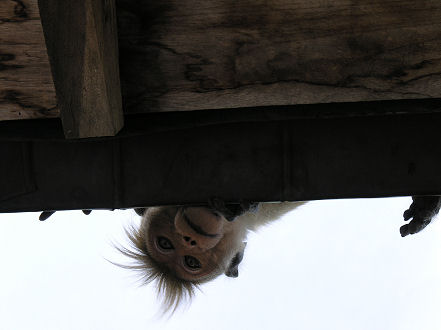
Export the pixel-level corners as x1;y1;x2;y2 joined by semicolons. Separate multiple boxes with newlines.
114;201;306;313
37;195;441;313
113;195;441;313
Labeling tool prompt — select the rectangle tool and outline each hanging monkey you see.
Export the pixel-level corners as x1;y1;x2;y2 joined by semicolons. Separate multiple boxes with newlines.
38;196;441;312
114;200;305;312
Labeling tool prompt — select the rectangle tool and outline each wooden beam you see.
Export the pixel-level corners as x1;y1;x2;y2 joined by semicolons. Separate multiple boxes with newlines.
38;0;124;138
117;0;441;114
0;0;58;120
1;102;441;212
4;1;441;122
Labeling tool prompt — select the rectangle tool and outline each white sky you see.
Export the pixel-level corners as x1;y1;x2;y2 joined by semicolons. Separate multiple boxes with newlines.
0;197;440;330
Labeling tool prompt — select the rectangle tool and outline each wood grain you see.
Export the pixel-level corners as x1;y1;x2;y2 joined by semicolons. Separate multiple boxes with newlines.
39;0;124;138
117;0;441;113
2;0;441;121
0;0;58;120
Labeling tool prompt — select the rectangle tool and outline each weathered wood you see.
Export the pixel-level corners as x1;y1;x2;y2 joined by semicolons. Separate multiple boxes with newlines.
1;98;441;141
2;108;441;212
3;0;441;122
39;0;124;138
117;0;441;114
0;0;58;120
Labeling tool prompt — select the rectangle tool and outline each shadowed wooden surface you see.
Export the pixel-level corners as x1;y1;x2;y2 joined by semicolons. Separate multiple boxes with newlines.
2;109;441;211
0;0;58;120
117;0;441;113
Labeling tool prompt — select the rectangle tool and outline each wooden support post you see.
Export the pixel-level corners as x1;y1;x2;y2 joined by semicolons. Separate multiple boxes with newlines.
38;0;124;138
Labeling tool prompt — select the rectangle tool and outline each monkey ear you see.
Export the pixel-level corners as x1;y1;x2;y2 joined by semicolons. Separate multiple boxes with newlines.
225;243;247;278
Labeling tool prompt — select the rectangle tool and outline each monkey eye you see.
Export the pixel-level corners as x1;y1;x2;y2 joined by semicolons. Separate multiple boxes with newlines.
157;236;174;250
184;255;201;270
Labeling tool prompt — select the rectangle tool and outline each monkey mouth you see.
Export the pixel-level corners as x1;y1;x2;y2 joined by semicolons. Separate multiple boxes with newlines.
183;213;219;238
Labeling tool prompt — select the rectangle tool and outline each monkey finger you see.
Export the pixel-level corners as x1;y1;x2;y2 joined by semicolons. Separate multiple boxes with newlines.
400;224;410;237
39;211;55;221
400;218;430;237
403;208;413;221
82;210;92;215
403;200;416;220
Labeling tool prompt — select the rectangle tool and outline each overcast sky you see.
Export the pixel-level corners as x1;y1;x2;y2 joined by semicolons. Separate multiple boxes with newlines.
1;197;440;330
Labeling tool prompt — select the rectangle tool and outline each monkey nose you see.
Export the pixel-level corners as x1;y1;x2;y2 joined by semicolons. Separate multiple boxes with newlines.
183;236;197;246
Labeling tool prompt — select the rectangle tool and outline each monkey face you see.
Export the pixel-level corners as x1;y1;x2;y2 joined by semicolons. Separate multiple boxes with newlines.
145;207;239;281
174;207;226;250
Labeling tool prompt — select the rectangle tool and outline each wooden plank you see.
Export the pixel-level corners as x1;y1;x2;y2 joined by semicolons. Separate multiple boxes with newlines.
1;98;441;140
2;108;441;212
3;0;441;122
0;0;58;120
117;0;441;114
38;0;124;138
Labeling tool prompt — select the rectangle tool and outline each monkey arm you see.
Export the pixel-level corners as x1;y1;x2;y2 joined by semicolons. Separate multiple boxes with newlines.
251;201;306;224
400;196;441;237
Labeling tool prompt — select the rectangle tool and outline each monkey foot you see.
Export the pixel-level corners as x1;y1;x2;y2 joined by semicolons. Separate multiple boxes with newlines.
400;196;441;237
38;209;93;221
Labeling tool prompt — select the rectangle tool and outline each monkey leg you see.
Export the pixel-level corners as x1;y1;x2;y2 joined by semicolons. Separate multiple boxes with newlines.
38;209;92;221
400;196;441;237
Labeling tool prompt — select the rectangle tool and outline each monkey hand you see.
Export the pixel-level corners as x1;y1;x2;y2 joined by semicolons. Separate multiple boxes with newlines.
400;196;441;237
208;197;259;222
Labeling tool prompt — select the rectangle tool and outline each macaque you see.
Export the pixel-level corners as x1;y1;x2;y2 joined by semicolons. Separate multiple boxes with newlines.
114;195;441;313
38;196;441;313
115;201;306;313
